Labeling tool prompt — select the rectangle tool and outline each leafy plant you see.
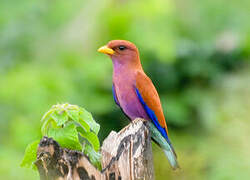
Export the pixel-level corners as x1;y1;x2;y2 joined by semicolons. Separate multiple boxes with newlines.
21;103;101;170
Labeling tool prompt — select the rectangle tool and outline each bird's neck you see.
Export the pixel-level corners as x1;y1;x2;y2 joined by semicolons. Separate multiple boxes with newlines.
112;57;142;75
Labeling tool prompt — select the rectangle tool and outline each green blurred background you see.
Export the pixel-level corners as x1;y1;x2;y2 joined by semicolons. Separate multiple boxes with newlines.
1;0;250;179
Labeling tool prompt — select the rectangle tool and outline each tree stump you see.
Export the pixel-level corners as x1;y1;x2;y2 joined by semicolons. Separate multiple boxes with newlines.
35;118;155;180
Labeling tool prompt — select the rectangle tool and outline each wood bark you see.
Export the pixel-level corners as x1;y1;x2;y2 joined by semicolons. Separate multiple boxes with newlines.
35;118;155;180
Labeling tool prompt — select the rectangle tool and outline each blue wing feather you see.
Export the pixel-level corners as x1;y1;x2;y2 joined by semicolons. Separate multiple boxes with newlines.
135;87;179;169
112;84;120;106
135;88;171;143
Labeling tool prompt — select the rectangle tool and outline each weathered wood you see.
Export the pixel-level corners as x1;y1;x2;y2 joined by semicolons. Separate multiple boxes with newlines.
101;118;154;180
35;136;102;180
35;118;155;180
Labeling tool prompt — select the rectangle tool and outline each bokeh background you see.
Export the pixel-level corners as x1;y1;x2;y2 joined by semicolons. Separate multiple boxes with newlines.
1;0;250;179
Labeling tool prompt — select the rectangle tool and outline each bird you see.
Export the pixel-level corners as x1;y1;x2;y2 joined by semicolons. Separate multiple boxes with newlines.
98;40;179;170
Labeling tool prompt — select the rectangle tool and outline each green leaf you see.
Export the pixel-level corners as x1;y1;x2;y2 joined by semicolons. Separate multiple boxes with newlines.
68;109;90;132
47;123;82;151
20;140;40;170
41;107;56;122
78;118;91;132
67;109;80;122
22;103;102;171
77;127;100;151
41;118;50;135
50;110;68;126
84;144;101;170
80;107;100;135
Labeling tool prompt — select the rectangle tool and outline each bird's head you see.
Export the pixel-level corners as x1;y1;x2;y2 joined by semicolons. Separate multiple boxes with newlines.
98;40;141;68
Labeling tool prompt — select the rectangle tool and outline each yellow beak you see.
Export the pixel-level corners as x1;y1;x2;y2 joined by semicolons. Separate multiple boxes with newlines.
97;45;114;55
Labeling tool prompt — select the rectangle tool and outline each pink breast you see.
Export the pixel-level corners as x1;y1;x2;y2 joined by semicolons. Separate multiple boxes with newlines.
115;82;148;120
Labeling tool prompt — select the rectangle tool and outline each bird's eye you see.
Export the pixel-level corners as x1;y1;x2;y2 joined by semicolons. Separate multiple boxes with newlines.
118;46;126;51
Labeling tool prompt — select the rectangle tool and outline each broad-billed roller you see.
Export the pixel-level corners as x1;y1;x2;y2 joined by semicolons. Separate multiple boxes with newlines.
98;40;179;169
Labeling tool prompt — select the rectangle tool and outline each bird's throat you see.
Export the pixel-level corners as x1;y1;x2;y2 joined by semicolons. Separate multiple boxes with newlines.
111;57;142;75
